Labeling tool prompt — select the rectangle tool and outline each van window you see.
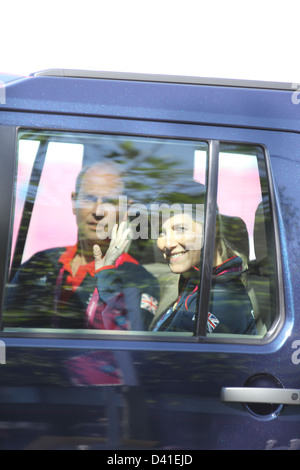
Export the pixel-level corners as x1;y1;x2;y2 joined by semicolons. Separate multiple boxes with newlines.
2;130;278;340
212;145;278;337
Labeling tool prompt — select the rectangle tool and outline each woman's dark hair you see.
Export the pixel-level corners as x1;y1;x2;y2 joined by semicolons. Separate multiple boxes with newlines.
153;180;249;270
153;179;206;206
149;180;206;241
215;214;250;270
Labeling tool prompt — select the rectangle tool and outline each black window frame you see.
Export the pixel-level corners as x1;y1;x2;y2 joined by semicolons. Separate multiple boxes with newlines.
0;125;17;331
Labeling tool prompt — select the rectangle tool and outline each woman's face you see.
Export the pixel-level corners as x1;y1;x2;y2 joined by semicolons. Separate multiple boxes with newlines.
157;213;204;274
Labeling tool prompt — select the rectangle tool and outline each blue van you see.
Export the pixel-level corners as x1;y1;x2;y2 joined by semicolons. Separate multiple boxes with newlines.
0;69;299;450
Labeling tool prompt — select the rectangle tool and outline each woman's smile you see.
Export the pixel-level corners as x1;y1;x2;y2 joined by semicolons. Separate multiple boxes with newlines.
165;250;188;261
157;213;204;274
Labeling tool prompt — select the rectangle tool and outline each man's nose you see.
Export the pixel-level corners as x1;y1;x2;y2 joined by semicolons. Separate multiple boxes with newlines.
94;201;117;220
93;199;105;218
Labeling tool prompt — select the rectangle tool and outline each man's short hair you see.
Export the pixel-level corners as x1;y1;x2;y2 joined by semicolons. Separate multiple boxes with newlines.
74;160;124;195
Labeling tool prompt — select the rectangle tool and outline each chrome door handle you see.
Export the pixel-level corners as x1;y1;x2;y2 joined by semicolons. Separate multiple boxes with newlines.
221;387;300;405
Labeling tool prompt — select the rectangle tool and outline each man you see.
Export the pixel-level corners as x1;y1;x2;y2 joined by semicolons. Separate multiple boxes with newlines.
4;161;159;330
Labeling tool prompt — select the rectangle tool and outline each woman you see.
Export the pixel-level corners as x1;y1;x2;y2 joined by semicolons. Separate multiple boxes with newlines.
151;182;257;335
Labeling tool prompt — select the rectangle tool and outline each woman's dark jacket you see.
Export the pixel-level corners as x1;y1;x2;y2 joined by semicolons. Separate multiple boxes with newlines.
153;256;257;335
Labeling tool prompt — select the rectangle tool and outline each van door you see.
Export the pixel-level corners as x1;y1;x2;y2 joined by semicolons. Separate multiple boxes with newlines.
0;124;299;451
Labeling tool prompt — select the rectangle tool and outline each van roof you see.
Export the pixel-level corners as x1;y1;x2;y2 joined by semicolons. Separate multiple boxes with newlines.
1;68;299;133
32;68;298;91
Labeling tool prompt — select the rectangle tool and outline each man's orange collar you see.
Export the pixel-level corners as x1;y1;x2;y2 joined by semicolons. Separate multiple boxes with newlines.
59;245;140;277
59;245;95;277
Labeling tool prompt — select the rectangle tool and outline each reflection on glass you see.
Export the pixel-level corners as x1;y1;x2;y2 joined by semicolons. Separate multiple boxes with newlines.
3;132;276;338
4;132;207;333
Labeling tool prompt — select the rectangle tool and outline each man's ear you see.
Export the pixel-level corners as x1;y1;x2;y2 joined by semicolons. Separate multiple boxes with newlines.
71;192;77;215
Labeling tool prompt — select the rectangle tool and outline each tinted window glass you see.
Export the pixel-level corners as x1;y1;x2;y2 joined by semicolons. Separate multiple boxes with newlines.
3;131;207;335
210;145;278;337
2;131;278;339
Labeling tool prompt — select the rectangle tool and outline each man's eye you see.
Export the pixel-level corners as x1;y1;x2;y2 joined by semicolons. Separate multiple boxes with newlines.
175;226;186;233
101;198;118;206
79;195;97;204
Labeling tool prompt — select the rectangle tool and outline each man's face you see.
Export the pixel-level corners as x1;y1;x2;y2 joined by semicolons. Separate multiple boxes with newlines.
72;165;123;247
